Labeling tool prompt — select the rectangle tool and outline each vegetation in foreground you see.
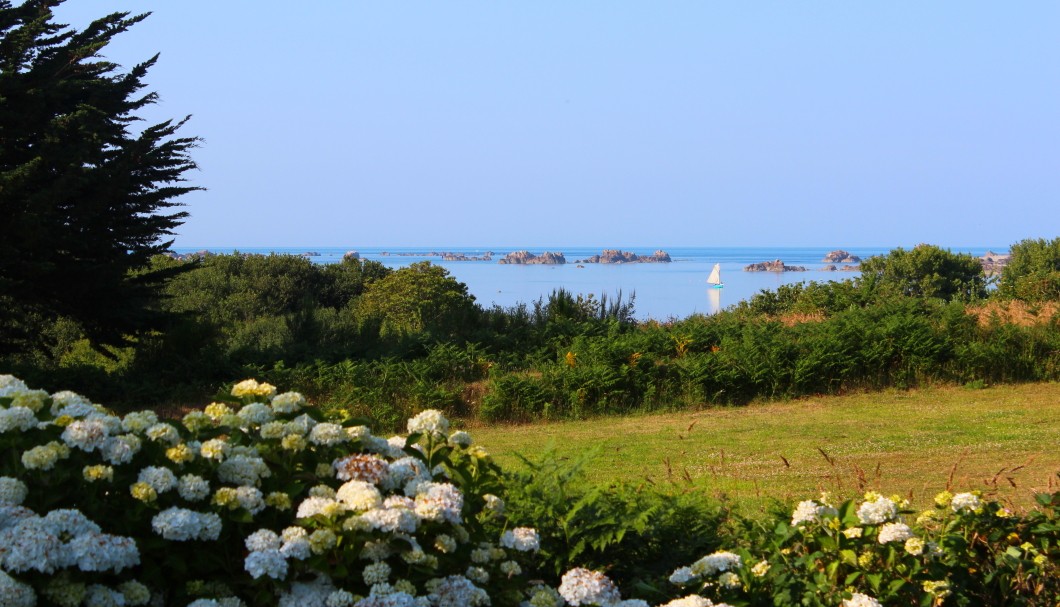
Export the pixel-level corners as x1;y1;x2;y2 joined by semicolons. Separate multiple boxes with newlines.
1;375;1057;606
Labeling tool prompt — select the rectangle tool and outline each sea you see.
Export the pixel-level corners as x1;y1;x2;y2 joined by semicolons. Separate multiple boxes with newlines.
170;246;1003;320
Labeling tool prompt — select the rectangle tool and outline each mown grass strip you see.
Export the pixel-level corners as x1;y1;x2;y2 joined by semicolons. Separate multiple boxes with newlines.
472;382;1060;511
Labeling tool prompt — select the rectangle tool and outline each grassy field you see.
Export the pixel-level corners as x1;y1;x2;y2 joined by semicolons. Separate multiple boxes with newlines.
470;382;1060;512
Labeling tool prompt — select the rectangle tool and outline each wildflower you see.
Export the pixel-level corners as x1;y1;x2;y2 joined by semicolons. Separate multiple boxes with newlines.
842;527;863;539
751;560;770;577
877;522;914;544
558;568;621;606
934;491;954;508
922;580;950;598
407;409;449;436
0;477;28;506
856;493;897;525
500;527;541;552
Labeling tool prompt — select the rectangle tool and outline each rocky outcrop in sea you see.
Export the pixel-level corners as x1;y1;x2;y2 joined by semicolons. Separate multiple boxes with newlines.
822;249;861;263
343;251;361;261
979;251;1010;274
576;249;672;264
744;259;808;272
498;251;566;265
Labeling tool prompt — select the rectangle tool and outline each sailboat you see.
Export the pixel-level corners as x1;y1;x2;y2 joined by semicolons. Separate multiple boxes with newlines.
707;263;724;289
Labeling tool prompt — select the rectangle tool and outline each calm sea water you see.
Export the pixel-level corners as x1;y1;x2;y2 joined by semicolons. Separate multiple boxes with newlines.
172;246;1001;320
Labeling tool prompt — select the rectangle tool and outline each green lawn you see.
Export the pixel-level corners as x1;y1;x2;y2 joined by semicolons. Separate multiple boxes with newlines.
469;382;1060;511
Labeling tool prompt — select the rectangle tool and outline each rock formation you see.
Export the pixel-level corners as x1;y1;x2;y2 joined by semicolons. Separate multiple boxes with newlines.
498;251;566;265
576;249;671;264
343;251;361;261
744;259;808;272
822;250;861;263
979;251;1010;274
840;264;860;271
822;264;838;272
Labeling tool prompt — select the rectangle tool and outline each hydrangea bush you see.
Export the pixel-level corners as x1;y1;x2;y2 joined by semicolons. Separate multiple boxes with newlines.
1;374;1057;607
0;375;542;606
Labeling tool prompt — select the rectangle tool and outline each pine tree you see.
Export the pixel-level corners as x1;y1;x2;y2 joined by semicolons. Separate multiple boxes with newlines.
0;0;200;353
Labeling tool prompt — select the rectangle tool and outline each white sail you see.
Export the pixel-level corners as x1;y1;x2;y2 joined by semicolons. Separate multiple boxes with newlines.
707;263;722;285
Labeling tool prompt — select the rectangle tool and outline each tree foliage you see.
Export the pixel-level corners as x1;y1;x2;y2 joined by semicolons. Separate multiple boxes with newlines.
859;244;986;302
0;0;200;353
997;237;1060;302
355;261;479;340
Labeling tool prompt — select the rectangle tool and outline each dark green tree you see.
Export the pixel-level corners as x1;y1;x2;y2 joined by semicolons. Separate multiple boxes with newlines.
859;244;986;302
355;261;479;339
996;237;1060;302
0;0;200;354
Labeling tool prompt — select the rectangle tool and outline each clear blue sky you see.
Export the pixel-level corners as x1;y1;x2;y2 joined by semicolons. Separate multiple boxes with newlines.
54;1;1059;249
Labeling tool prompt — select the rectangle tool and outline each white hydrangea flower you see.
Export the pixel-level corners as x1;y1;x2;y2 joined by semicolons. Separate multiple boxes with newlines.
337;480;383;511
271;392;306;414
296;496;347;519
408;409;449;437
877;522;914;544
137;466;178;493
50;391;96;418
557;568;621;606
64;532;140;573
0;407;38;434
951;492;981;513
669;566;696;584
361;506;419;533
277;576;336;607
9;390;47;413
144;422;180;445
309;422;348;446
334;454;389;484
0;515;64;573
0;477;28;506
280;527;312;560
200;438;230;461
100;434;142;465
690;551;742;576
118;580;151;606
842;593;882;607
61;418;111;451
236;486;266;515
238;402;274;426
84;584;125;607
245;549;288;579
178;474;210;502
500;527;540;552
363;561;391;585
791;499;837;525
121;411;159;433
659;597;726;607
21;441;70;471
414;482;463;524
0;375;29;398
448;431;472;447
856;494;897;525
150;507;222;541
325;589;354;607
217;454;271;486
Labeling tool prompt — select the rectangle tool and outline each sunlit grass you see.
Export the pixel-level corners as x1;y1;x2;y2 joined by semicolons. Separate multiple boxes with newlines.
471;382;1060;512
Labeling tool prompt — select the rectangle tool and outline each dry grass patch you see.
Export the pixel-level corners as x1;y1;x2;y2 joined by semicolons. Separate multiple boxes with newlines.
967;300;1060;326
472;383;1060;512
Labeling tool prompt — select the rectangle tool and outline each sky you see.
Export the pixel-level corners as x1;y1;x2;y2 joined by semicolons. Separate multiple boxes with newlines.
51;1;1060;249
